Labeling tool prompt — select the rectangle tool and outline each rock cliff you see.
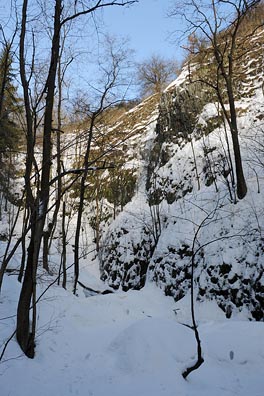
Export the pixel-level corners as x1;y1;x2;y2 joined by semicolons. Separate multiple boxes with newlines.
99;27;264;320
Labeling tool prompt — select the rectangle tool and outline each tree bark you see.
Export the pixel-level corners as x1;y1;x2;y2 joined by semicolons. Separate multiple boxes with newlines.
213;28;247;200
226;76;247;199
16;0;62;358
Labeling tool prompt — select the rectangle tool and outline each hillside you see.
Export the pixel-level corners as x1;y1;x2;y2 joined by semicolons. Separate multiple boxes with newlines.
99;26;264;321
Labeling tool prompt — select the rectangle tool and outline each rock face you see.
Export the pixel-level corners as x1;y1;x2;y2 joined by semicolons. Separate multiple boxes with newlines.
100;27;264;321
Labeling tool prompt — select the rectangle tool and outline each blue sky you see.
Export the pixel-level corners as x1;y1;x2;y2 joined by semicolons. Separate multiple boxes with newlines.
69;0;185;100
102;0;184;64
0;0;184;101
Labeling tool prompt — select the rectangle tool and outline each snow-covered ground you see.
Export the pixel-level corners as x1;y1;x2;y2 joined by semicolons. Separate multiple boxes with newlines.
1;263;264;396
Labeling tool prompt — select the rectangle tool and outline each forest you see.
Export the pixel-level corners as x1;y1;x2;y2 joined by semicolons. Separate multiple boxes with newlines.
0;1;264;395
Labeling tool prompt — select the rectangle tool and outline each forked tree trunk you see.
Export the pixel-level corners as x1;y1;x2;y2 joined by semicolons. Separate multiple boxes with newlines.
16;0;137;358
16;0;62;358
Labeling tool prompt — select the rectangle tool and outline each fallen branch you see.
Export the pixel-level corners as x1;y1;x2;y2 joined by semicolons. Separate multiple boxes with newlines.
77;280;113;295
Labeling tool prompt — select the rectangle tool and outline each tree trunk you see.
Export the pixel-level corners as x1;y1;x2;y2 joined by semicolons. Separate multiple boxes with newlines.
16;222;36;358
226;78;247;199
43;44;64;266
95;187;101;253
42;230;50;272
73;115;96;294
18;209;30;282
214;42;247;200
73;175;86;295
230;126;247;199
16;0;62;358
61;201;67;289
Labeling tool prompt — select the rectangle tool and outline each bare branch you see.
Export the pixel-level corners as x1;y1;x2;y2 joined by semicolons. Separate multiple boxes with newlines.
61;0;138;26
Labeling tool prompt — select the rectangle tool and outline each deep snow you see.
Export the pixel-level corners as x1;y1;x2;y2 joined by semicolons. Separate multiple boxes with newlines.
1;266;264;396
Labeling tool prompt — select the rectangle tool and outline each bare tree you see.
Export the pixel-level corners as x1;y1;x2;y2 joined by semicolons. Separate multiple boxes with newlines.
137;54;178;97
170;0;263;199
42;21;74;273
72;35;132;294
15;0;137;358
